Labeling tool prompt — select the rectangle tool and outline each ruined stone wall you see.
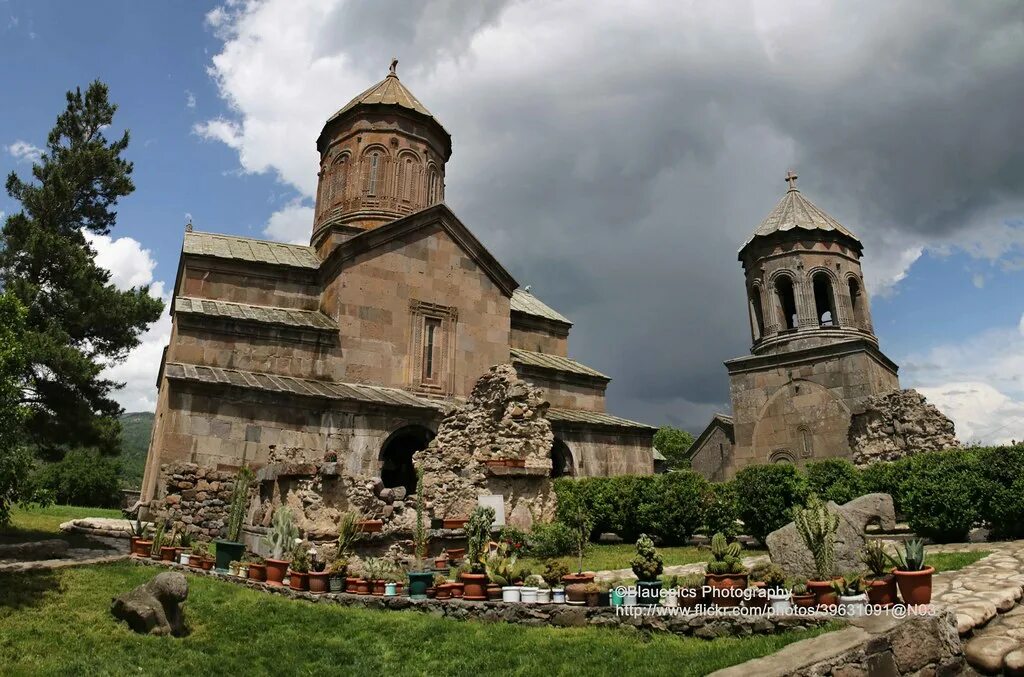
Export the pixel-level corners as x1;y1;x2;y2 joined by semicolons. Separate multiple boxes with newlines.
849;388;959;465
414;364;556;528
148;463;249;539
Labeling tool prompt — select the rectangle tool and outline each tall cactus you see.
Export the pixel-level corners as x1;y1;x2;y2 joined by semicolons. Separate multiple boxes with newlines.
264;506;299;560
226;466;254;542
793;495;839;581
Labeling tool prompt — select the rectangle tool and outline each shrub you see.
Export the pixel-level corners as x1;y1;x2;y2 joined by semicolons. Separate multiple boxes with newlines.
974;444;1024;539
860;459;909;514
30;449;122;508
805;458;863;505
732;463;808;544
901;449;983;542
527;522;575;558
639;471;708;545
701;481;739;539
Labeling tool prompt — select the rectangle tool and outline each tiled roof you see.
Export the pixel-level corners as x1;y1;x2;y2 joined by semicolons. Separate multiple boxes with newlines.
511;289;571;325
742;187;860;252
547;407;656;431
163;363;443;410
510;348;608;380
183;231;320;269
328;71;442;130
174;297;337;331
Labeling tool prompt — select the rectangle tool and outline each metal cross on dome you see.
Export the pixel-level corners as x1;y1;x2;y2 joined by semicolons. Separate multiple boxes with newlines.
389;58;398;76
785;170;799;190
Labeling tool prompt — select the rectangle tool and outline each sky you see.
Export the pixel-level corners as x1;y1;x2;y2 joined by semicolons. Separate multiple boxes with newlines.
2;0;1023;445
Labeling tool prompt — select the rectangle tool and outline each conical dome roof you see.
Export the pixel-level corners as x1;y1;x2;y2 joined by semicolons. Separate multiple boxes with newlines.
741;173;860;255
326;60;447;134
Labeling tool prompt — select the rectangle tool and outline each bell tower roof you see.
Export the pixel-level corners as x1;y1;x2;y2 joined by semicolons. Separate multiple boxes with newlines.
740;171;861;257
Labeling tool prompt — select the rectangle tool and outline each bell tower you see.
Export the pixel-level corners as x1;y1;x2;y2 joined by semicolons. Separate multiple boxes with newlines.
311;60;452;257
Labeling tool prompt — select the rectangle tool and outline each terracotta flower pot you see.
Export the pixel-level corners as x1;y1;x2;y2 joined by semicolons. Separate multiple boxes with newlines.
677;586;704;611
435;584;453;600
357;519;383;533
807;579;841;608
308;571;331;594
355;579;371;595
450;582;465;598
133;540;153;557
160;546;176;562
894;566;934;606
704;573;748;607
288;571;309;591
426;587;437;598
200;558;214;571
265;558;289;586
433;556;449;570
562;573;595;604
248;563;267;582
460;572;488;600
442;518;468;530
371;579;387;596
486;584;502;600
446;548;465;561
793;592;817;608
585;590;601;607
745;581;770;611
866;575;898;607
346;576;361;592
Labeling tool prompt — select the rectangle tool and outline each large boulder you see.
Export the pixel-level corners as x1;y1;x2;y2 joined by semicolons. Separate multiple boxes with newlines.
110;571;189;636
765;493;896;579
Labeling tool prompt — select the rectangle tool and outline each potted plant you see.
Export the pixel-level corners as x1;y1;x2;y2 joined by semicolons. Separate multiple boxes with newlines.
228;560;241;577
581;582;602;607
631;534;664;606
535;577;552;603
308;557;331;594
621;580;638;607
861;540;897;608
442;516;469;530
262;506;298;586
351;563;371;595
406;469;435;600
460;505;494;601
288;542;311;591
892;538;934;605
832;573;868;615
762;565;790;614
364;557;388;596
237;555;250;580
357;518;383;533
132;517;153;557
704;532;748;607
248;553;267;582
177;532;193;565
793;495;840;608
559;495;595;602
434;574;452;600
449;563;467;598
791;580;815;608
521;574;544;604
200;541;215;571
188;539;207;568
160;529;178;562
433;550;449;570
215;466;253;572
328;557;348;593
675;573;705;611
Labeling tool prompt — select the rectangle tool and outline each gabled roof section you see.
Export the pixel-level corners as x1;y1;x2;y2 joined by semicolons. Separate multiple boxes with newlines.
510;348;609;381
183;231;320;270
547;407;656;432
325;203;519;297
511;289;572;326
690;413;735;458
741;181;861;257
174;297;337;332
163;363;443;410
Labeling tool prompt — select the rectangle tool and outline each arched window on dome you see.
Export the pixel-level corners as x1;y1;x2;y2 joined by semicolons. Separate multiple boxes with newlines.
774;275;797;330
812;272;838;327
426;166;440;205
397;154;419;203
331;154;348;206
363;150;383;196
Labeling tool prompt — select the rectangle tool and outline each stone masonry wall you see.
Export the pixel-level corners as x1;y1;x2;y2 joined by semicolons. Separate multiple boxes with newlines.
849;389;959;466
149;462;248;538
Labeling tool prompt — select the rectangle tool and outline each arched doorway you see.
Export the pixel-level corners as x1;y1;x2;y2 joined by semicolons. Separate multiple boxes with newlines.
551;438;575;478
379;425;434;496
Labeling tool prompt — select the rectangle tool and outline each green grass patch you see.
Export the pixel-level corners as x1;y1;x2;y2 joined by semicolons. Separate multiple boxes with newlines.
1;504;123;546
523;543;766;575
925;550;990;573
0;562;833;676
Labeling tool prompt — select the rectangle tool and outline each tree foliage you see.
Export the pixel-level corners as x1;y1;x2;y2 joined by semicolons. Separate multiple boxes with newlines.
0;81;163;457
653;426;695;469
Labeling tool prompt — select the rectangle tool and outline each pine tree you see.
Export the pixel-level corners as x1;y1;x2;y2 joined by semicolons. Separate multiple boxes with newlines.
0;80;164;458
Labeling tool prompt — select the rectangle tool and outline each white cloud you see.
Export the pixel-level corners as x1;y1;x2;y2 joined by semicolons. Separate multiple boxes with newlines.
84;231;169;412
917;383;1024;446
185;90;197;109
6;140;42;163
264;200;315;244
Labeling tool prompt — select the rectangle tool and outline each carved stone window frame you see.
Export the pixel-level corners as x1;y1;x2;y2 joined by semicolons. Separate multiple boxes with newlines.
409;300;457;396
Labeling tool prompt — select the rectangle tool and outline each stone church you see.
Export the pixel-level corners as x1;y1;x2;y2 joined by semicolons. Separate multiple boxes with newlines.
140;64;655;505
689;173;957;480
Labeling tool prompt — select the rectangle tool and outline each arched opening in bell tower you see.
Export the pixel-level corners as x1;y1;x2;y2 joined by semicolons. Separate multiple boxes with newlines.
749;286;765;340
774;276;797;330
812;272;837;326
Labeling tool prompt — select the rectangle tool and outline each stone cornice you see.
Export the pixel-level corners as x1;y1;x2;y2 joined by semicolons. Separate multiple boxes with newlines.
725;338;899;376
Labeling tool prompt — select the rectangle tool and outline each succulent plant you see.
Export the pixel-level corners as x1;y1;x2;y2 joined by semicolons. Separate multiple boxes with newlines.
793;495;839;581
706;532;746;576
860;540;893;578
226;466;254;543
893;538;927;572
263;506;299;560
831;572;867;596
466;505;495;574
630;534;664;582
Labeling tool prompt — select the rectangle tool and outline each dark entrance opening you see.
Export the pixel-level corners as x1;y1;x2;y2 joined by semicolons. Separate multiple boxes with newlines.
551;438;575;478
380;425;434;496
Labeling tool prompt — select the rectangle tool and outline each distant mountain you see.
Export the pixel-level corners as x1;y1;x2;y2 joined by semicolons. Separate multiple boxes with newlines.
119;412;154;489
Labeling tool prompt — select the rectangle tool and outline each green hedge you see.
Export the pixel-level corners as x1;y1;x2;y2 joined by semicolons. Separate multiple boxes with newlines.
30;449;122;508
553;444;1024;546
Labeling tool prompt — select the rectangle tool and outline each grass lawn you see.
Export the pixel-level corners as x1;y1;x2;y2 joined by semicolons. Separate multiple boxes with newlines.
523;543;766;574
0;562;834;676
926;550;990;573
1;504;123;546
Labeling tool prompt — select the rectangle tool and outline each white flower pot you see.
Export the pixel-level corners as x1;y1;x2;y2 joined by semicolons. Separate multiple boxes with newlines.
624;591;638;607
840;594;867;616
552;588;566;604
768;590;791;615
502;586;522;603
228;564;238;577
520;587;538;603
536;588;551;603
179;553;190;566
384;582;397;597
239;568;249;580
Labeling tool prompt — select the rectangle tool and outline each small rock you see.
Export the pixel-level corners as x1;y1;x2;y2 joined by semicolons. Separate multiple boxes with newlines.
965;636;1020;674
1004;648;1024;676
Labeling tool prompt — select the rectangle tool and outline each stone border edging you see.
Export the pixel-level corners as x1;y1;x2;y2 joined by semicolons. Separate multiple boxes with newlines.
130;557;831;639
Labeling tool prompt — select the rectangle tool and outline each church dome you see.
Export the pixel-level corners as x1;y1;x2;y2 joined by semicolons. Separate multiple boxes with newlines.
740;172;860;257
